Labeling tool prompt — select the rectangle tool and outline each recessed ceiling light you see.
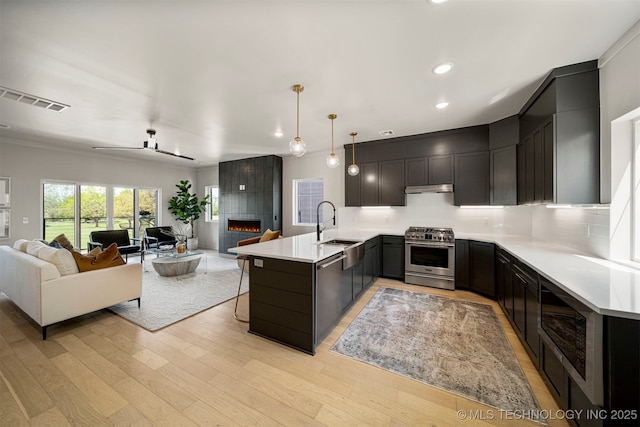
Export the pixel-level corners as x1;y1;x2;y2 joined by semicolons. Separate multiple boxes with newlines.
379;130;395;137
436;102;449;109
429;0;449;4
274;131;284;137
433;62;454;75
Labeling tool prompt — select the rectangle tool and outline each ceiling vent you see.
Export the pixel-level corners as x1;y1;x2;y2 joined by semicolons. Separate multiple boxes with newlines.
378;129;395;137
0;86;70;112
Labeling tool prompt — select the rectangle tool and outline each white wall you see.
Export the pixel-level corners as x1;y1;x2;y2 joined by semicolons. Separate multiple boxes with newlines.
599;20;640;260
282;148;345;237
0;138;197;246
196;165;219;250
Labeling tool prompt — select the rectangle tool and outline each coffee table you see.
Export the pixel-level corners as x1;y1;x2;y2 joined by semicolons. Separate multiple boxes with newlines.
149;249;206;277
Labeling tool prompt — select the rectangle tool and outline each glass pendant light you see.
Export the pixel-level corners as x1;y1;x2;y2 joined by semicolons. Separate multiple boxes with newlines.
288;84;306;157
326;114;339;168
347;131;360;176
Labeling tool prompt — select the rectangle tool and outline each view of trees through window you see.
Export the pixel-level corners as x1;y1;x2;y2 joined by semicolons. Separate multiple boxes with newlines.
43;182;159;251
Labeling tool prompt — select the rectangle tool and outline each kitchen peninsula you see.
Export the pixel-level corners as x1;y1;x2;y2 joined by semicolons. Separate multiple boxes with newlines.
228;230;381;354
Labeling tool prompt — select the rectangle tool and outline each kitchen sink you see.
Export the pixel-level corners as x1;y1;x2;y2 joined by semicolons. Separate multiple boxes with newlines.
319;239;361;246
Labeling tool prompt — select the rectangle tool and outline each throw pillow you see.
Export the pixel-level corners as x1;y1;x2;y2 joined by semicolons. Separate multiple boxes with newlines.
13;239;30;252
71;243;125;272
51;233;74;251
37;246;80;276
259;229;281;243
26;240;48;257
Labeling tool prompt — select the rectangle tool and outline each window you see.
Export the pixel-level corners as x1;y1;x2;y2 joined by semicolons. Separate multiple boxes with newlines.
205;185;219;222
43;181;159;250
293;178;324;225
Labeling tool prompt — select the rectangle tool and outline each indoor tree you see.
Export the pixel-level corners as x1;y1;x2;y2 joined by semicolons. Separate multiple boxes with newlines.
168;180;211;239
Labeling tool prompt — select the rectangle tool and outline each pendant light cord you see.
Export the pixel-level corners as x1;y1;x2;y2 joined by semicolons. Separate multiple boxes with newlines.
296;90;300;139
331;117;335;154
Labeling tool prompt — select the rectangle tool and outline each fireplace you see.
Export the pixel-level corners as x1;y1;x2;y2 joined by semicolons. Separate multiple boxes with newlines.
228;219;261;233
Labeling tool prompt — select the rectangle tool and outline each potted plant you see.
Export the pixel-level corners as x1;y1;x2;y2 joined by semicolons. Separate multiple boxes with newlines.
168;180;211;250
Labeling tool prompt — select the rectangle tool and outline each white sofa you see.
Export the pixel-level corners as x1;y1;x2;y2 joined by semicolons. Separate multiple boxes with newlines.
0;242;142;339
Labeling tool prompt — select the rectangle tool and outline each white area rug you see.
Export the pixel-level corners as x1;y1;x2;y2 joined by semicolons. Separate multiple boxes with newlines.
108;252;248;331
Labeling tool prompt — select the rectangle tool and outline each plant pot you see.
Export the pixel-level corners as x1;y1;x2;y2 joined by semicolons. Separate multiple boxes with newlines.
187;237;198;250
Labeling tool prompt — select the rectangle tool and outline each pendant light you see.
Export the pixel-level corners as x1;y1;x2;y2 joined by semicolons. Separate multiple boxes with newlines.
288;84;307;157
326;114;339;168
347;131;360;176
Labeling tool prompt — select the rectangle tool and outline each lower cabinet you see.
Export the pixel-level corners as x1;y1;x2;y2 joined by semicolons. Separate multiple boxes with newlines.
469;241;495;297
363;237;380;288
382;235;404;280
509;260;540;367
495;247;513;317
455;239;495;298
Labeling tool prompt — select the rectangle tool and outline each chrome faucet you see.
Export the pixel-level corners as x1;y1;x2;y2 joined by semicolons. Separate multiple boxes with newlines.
316;200;336;241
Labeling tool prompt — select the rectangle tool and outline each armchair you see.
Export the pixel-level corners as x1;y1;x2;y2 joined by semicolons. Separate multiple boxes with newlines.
143;226;178;250
88;230;142;263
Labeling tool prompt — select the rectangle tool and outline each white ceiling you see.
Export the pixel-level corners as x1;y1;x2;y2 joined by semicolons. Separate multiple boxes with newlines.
1;0;639;167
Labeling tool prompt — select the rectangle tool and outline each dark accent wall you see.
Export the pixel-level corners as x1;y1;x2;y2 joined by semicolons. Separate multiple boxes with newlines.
219;155;282;254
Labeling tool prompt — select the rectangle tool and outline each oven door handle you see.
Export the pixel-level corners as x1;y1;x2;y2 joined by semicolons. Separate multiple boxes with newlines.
405;242;454;248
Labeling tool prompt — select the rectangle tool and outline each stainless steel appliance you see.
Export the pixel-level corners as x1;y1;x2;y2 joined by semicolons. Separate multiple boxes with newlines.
404;227;455;290
539;279;603;405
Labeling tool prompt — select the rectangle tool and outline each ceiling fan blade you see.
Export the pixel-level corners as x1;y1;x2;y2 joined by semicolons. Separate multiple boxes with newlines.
93;146;144;150
155;149;194;161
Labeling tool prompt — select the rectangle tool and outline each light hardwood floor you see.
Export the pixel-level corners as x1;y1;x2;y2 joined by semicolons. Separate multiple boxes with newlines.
0;276;569;426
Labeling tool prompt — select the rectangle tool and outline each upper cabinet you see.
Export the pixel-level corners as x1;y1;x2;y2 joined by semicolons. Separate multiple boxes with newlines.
518;60;600;205
405;155;453;186
489;115;519;206
454;151;490;206
344;126;489;207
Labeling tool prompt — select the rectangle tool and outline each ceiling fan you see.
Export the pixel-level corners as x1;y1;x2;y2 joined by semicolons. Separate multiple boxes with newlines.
92;129;194;161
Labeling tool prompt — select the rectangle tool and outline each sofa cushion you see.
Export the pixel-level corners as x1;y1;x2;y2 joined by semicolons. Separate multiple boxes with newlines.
71;243;125;272
26;240;48;256
259;229;281;243
13;239;30;252
37;246;80;276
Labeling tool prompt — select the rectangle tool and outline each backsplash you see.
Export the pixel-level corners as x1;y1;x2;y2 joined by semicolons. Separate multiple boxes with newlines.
531;205;610;258
338;193;532;237
338;193;611;258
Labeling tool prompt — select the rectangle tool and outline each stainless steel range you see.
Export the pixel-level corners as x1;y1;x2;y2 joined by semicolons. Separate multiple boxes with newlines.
404;226;455;290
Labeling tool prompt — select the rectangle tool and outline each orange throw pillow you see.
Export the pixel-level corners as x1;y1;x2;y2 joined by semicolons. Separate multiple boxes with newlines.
71;243;125;272
259;229;281;242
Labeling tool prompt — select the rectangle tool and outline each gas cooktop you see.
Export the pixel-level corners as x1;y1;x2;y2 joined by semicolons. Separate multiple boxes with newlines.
404;226;455;243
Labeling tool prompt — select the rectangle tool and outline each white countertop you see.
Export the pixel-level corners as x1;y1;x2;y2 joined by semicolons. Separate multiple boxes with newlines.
229;228;640;320
458;233;640;320
228;229;382;263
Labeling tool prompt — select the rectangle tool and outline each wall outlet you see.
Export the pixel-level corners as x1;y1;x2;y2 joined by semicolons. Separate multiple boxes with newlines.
585;225;590;238
254;258;263;268
22;217;28;224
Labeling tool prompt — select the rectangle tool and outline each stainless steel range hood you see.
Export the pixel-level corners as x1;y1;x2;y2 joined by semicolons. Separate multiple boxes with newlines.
404;183;453;194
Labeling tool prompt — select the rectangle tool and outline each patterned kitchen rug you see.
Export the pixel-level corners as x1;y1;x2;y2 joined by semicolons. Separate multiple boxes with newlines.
331;287;545;424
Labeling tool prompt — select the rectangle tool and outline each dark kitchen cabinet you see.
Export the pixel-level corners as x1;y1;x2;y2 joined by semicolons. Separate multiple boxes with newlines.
405;154;454;186
379;160;405;206
361;162;379;206
512;261;540;367
429;155;454;184
517;142;526;205
345;166;361;207
469;241;495;298
382;235;404;280
518;61;600;205
490;145;517;206
363;237;380;288
454;239;469;289
348;161;405;207
495;247;513;316
489;115;518;206
454;151;490;206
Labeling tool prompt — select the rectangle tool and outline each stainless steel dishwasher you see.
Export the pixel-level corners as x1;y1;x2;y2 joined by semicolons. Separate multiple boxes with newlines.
315;242;364;346
315;252;346;346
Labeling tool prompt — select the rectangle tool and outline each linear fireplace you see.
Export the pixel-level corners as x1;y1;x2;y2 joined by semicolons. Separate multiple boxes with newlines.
228;219;261;233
